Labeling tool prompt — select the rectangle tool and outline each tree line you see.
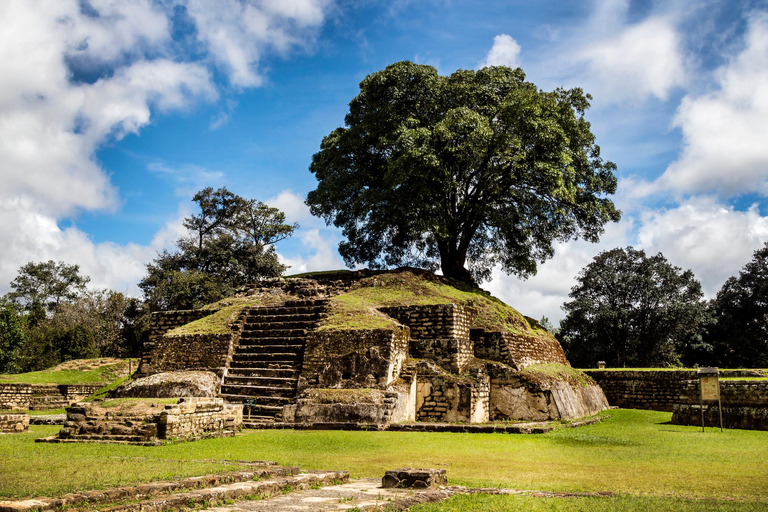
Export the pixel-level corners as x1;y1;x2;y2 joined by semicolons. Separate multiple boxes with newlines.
0;187;296;373
556;244;768;369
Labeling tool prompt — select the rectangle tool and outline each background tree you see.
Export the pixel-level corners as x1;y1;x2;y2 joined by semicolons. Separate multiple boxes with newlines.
558;247;709;368
307;61;620;284
140;187;297;311
0;299;28;373
6;261;89;324
708;243;768;367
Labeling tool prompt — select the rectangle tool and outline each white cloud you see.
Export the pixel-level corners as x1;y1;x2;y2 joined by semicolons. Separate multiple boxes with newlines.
0;0;334;297
658;14;768;196
479;34;521;68
580;16;686;102
184;0;331;87
637;197;768;295
278;229;346;274
266;190;314;224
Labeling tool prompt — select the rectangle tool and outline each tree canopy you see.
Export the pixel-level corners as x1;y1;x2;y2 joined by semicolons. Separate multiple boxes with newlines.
140;187;297;310
307;61;620;283
6;260;90;323
558;247;709;368
708;242;768;367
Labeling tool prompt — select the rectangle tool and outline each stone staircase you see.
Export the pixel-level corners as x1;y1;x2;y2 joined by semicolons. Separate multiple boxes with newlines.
220;299;328;423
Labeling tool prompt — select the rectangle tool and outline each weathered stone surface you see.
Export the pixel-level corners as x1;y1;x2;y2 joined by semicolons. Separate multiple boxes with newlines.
0;413;29;433
115;371;220;398
382;468;447;489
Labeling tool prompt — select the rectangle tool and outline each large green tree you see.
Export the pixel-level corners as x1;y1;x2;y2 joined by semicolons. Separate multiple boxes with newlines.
140;187;297;310
559;247;709;368
307;61;620;283
708;243;768;367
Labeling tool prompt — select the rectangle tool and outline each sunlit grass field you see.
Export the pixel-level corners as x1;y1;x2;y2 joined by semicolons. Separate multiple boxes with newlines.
1;408;767;509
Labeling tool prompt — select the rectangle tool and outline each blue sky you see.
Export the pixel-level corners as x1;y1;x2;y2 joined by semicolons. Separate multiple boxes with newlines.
1;0;767;322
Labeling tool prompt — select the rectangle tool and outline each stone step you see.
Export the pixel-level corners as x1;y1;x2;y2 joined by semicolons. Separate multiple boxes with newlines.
248;306;327;316
68;434;145;442
240;328;308;338
229;360;298;370
220;384;295;397
231;352;301;363
219;394;292;407
234;343;304;354
238;335;306;344
244;312;327;323
226;367;299;378
243;321;319;330
222;375;296;387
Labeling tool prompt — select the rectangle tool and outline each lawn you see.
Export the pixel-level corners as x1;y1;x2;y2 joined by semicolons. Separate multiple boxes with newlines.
1;409;767;505
0;358;135;385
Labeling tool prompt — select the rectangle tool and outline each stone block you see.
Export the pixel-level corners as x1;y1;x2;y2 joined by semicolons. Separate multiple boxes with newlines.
382;468;447;489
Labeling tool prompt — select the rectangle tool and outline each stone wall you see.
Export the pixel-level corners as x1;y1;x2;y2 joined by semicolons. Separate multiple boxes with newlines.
488;363;607;421
138;309;218;375
409;338;474;374
284;389;402;425
380;304;476;341
671;404;768;431
0;413;29;432
147;333;236;378
158;398;242;440
413;360;488;423
56;398;242;443
0;384;103;411
473;330;569;370
586;370;768;412
299;326;410;390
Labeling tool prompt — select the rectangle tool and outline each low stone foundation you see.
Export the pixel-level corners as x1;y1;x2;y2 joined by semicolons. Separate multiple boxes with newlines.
671;404;768;431
46;398;242;444
0;383;103;411
0;413;29;433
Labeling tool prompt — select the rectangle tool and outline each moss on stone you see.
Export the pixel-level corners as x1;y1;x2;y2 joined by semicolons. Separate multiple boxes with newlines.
518;363;596;388
318;270;549;337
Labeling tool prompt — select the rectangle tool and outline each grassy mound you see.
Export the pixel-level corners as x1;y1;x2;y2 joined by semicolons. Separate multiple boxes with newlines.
317;270;550;337
162;268;552;339
0;358;135;385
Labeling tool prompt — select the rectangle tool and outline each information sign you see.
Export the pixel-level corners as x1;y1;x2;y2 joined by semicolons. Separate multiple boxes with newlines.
700;375;720;401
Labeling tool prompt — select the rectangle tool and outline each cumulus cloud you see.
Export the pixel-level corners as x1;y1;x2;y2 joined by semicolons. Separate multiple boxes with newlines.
479;34;521;68
0;0;333;296
580;15;686;102
658;14;768;196
184;0;331;87
637;197;768;295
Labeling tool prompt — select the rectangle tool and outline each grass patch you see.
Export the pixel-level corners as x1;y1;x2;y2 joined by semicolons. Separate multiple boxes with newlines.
167;304;244;336
0;359;134;385
409;494;767;511
518;364;596;388
2;410;767;501
99;397;179;408
318;271;549;337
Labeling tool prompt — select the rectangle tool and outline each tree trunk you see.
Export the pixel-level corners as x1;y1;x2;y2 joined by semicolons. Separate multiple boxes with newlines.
438;241;475;286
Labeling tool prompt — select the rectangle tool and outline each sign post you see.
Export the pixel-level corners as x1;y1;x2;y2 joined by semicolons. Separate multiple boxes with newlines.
697;367;723;432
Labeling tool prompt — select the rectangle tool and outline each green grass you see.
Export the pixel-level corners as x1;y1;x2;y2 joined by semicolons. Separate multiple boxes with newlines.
319;271;549;337
519;364;596;388
2;410;767;501
167;304;244;335
0;359;134;385
409;494;767;511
